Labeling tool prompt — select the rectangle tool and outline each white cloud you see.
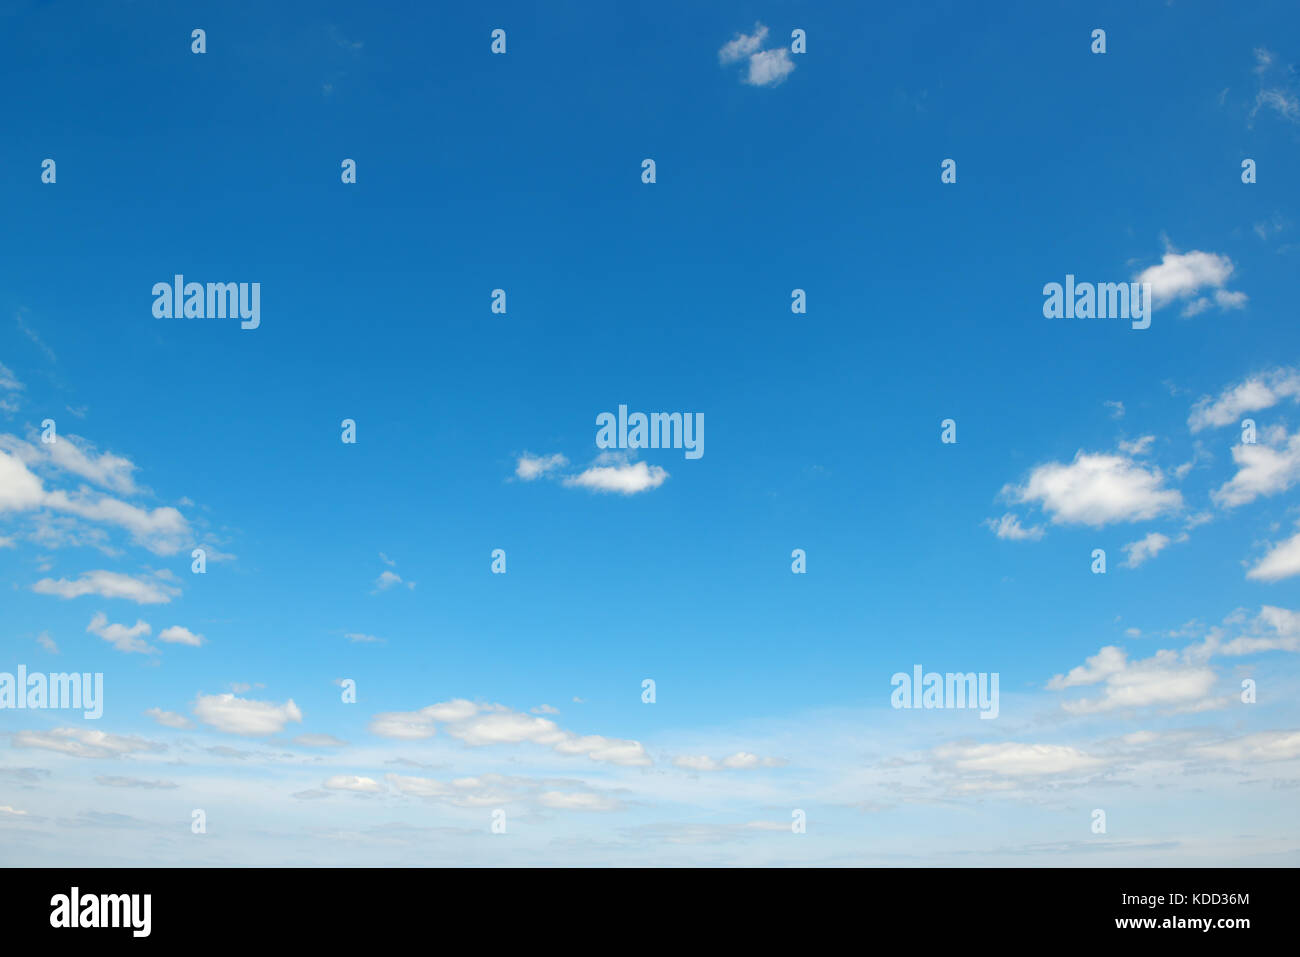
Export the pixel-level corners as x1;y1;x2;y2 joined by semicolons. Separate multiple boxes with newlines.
1212;429;1300;507
515;453;568;480
158;625;203;647
1122;532;1171;568
1216;606;1300;654
344;632;384;644
718;23;796;88
372;569;413;592
192;693;303;736
0;362;22;393
983;512;1044;541
1006;451;1182;527
86;611;154;654
36;632;58;654
0;444;189;553
145;707;193;729
1195;731;1300;762
1134;248;1244;315
745;48;795;87
1118;435;1155;456
12;728;163;759
323;775;383;793
369;699;651;766
538;791;622;811
562;460;667;495
1048;646;1217;714
718;24;768;64
32;570;179;604
43;434;140;496
293;734;348;748
1048;646;1128;689
672;752;785;771
1247;529;1300;582
0;449;44;510
95;775;178;789
933;742;1103;776
1189;368;1300;432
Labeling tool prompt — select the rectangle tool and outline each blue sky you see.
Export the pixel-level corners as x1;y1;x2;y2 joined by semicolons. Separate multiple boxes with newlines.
2;0;1300;865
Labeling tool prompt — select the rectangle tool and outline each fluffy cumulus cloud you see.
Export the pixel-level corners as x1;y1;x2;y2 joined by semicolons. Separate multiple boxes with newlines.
1212;428;1300;507
562;460;667;495
158;625;203;646
368;699;650;766
1047;646;1218;714
0;440;189;554
1134;247;1246;317
1247;528;1300;582
1005;451;1182;527
718;23;796;87
1188;368;1300;432
516;451;669;496
86;611;154;654
192;693;303;736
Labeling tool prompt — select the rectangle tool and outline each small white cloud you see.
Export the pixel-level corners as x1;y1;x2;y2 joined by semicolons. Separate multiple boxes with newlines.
984;513;1045;541
718;23;768;64
745;48;795;87
1123;532;1171;568
718;22;796;88
32;570;179;605
323;775;384;793
86;611;154;654
515;453;568;481
1134;247;1244;315
1247;529;1300;582
192;693;303;736
1189;368;1300;432
1213;429;1300;507
158;625;203;647
672;752;784;771
12;728;163;759
1005;451;1182;527
145;707;193;729
563;460;668;495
